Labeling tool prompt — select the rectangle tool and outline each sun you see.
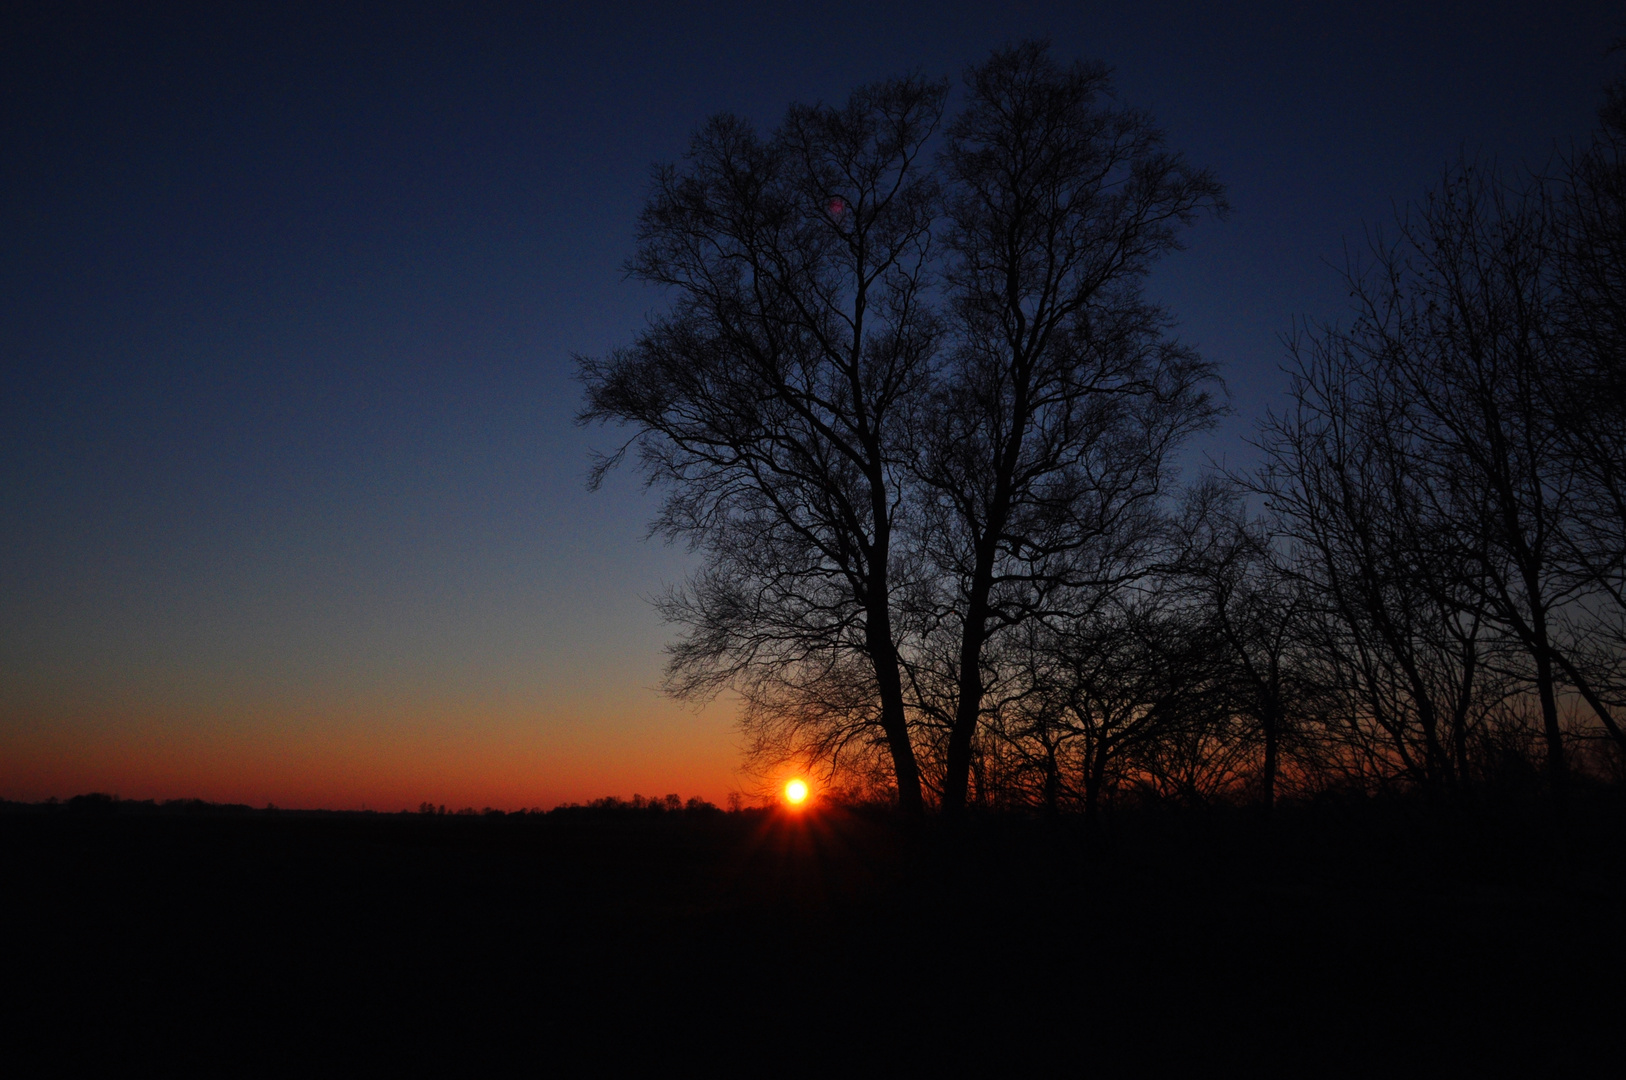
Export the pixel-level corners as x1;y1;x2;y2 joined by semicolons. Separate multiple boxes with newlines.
784;778;809;805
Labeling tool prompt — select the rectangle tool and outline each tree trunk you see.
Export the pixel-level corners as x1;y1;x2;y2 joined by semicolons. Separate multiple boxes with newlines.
943;568;993;815
1547;648;1626;754
1260;699;1279;815
1084;743;1109;835
1452;640;1477;786
942;391;1024;815
1533;647;1567;794
1521;577;1568;795
1042;741;1060;818
867;599;924;814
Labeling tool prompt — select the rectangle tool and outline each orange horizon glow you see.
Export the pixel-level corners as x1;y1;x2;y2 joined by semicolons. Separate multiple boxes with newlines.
0;694;742;812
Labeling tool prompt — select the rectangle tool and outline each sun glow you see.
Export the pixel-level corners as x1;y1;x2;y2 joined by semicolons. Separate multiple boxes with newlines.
784;778;809;805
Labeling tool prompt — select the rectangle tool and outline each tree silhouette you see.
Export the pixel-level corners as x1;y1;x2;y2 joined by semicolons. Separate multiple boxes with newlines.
1251;318;1507;793
583;44;1223;811
921;42;1224;812
1553;64;1626;751
1180;482;1310;812
580;75;947;811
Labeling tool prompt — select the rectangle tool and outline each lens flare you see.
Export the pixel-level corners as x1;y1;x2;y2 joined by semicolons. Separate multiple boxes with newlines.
785;778;809;805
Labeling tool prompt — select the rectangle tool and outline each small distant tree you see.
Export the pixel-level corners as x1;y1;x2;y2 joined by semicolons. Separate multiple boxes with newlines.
1031;583;1224;825
1179;483;1308;811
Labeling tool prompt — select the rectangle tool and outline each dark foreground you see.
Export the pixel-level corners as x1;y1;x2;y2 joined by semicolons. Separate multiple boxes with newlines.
6;795;1625;1073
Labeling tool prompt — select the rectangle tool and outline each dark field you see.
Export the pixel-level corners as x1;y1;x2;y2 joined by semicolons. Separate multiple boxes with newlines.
6;796;1624;1073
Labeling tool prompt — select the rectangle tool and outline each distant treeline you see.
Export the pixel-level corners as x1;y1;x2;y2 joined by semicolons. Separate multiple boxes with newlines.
0;793;260;816
0;792;731;817
420;794;727;816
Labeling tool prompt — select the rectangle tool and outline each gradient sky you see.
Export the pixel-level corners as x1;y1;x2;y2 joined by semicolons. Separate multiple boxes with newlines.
3;1;1620;810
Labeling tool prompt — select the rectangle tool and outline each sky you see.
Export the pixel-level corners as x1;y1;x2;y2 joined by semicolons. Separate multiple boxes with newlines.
3;0;1621;810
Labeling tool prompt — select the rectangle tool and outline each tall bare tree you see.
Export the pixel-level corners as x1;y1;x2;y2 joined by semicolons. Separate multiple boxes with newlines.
923;42;1225;813
1552;64;1626;751
579;77;947;811
1366;167;1623;782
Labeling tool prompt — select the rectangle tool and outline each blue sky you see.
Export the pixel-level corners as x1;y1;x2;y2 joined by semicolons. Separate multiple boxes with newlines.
2;0;1619;807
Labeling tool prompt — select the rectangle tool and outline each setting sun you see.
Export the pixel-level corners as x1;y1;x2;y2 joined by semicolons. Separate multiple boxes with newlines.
784;778;809;805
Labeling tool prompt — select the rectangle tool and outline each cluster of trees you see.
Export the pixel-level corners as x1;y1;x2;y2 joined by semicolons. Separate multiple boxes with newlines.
581;42;1626;815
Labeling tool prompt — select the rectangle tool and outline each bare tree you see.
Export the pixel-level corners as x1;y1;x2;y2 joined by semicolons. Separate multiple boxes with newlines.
922;42;1225;814
1364;166;1624;781
1032;583;1225;827
578;76;947;812
1249;154;1626;799
1551;65;1626;752
1249;341;1505;795
582;45;1222;814
1178;482;1311;812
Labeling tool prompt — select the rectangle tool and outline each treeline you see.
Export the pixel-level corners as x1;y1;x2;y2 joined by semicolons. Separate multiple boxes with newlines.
0;793;729;817
0;793;260;815
428;794;726;816
582;42;1626;814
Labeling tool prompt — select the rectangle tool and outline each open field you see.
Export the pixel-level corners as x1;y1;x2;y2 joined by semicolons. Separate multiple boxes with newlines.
6;796;1625;1071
